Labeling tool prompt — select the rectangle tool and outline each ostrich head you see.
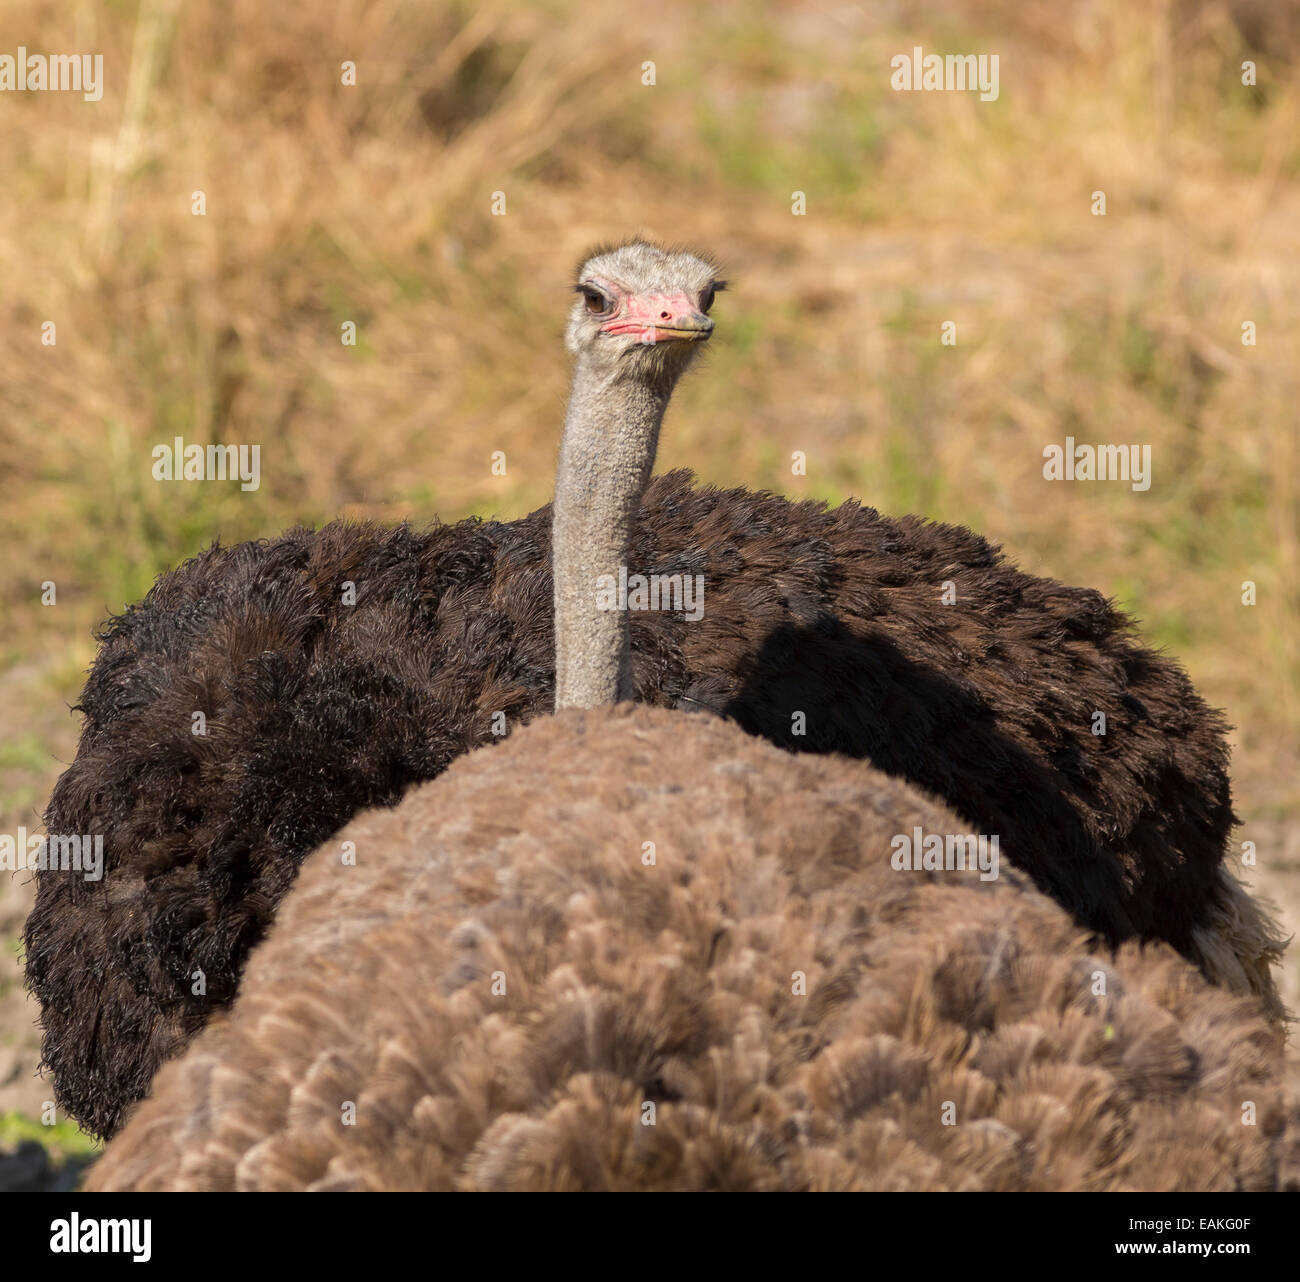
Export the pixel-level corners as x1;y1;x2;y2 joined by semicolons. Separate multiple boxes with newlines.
565;241;723;383
553;239;724;711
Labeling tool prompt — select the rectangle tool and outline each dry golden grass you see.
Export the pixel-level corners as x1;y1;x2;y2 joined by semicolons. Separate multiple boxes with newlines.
0;0;1297;1119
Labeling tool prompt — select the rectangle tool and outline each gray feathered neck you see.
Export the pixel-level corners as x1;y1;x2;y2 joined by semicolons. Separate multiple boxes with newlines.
552;356;675;709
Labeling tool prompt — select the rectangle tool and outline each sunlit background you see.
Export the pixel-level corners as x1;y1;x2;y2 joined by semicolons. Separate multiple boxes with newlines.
1;0;1297;1158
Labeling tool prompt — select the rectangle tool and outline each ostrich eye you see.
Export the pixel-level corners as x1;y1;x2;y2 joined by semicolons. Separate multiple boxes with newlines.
580;287;612;317
701;285;716;314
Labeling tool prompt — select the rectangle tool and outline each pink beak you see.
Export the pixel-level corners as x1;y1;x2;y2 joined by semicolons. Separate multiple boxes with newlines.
602;291;714;343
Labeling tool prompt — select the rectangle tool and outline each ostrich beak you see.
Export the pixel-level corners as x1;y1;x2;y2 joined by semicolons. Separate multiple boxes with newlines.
602;293;715;343
643;313;714;343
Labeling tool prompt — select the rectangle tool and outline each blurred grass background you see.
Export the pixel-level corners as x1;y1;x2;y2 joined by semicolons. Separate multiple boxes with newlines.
0;0;1297;1160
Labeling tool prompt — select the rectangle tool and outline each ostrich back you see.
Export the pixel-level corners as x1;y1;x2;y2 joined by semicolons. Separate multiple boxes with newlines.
87;706;1291;1191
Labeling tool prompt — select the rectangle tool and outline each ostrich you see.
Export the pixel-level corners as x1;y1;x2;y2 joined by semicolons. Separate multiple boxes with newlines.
86;706;1294;1193
29;242;1284;1142
88;289;1293;1188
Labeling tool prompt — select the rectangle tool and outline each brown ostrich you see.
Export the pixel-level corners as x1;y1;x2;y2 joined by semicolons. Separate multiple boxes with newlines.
85;705;1294;1193
31;242;1283;1143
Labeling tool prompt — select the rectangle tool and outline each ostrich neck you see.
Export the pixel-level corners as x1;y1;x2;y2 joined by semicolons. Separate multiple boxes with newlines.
552;355;674;710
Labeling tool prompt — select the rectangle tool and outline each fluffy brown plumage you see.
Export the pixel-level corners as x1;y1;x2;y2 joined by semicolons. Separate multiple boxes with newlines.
88;706;1292;1193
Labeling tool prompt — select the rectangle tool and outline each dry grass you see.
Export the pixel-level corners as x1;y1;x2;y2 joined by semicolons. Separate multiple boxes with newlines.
0;0;1297;1124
